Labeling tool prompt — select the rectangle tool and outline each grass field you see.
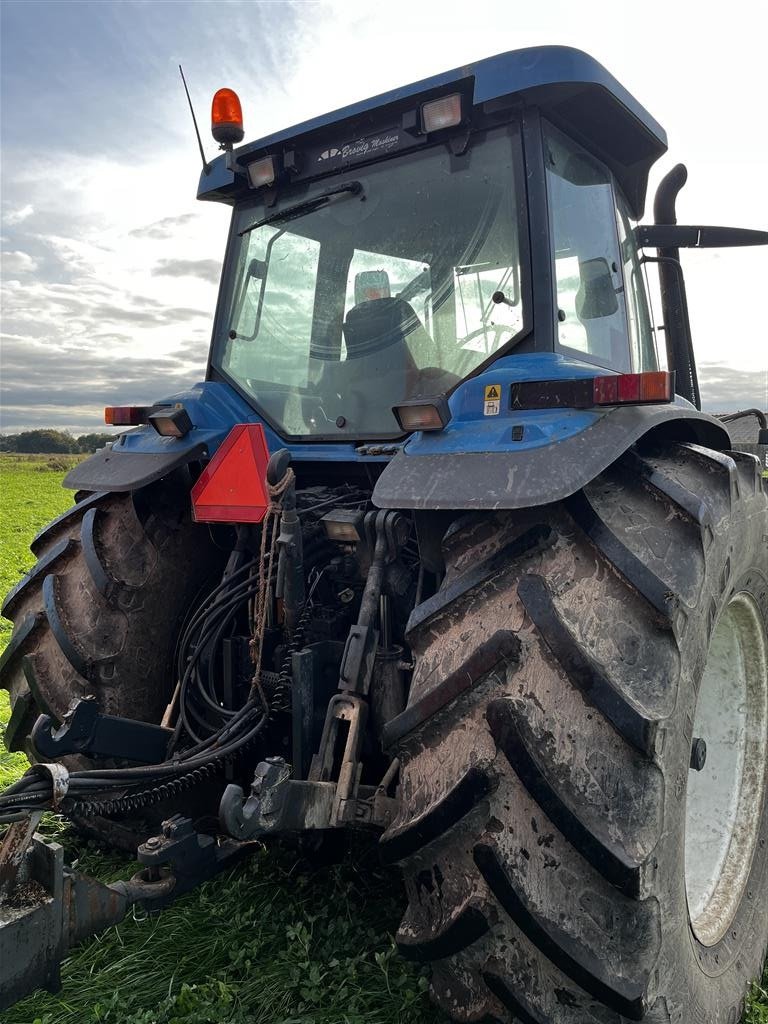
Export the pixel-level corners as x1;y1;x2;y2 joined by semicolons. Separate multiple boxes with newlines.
0;455;766;1024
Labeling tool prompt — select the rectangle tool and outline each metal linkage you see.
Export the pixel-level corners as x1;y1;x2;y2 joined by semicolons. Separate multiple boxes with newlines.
337;510;409;700
218;755;397;840
268;449;305;635
311;510;407;824
219;511;408;841
0;815;253;1010
220;756;336;839
31;697;173;764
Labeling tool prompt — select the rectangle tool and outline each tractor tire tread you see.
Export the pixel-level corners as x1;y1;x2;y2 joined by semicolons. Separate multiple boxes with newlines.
385;442;768;1024
1;487;223;780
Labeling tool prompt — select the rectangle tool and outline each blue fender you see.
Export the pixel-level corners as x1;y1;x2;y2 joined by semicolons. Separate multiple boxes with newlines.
372;402;730;510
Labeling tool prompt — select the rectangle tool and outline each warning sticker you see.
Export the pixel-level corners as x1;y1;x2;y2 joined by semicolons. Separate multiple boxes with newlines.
484;384;501;416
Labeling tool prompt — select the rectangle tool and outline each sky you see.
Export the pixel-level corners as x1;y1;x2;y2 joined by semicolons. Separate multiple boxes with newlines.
1;0;766;434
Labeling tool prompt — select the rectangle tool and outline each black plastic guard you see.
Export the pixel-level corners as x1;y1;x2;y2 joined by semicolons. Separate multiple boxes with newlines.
372;405;730;510
63;442;207;492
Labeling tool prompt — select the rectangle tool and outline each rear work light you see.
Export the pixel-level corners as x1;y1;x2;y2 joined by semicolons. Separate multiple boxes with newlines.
322;510;365;544
104;403;192;435
149;405;193;438
393;396;451;432
421;93;463;133
246;155;276;189
510;371;675;410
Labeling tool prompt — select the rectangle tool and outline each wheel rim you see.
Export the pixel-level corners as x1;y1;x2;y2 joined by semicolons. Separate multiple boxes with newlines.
685;591;768;947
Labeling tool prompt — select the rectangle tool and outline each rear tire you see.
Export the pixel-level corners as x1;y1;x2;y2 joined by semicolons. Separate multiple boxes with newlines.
382;443;768;1024
0;476;225;847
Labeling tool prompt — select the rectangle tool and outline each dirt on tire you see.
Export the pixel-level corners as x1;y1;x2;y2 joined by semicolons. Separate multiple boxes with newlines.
0;475;225;846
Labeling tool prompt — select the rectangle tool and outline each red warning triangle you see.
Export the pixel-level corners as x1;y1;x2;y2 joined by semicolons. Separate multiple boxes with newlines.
191;423;270;523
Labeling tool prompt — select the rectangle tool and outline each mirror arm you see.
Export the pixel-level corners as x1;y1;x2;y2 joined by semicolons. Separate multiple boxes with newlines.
636;224;768;248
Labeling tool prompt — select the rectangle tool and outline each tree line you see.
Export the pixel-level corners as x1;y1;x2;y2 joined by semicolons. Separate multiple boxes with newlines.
0;430;116;454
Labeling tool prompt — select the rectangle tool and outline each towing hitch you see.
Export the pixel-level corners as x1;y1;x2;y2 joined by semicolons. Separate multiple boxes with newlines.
0;813;253;1010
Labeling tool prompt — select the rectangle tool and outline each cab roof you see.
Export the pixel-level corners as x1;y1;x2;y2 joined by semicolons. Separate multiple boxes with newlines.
198;45;667;218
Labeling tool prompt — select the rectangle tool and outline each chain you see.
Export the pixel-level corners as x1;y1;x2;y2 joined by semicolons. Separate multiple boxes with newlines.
249;468;295;713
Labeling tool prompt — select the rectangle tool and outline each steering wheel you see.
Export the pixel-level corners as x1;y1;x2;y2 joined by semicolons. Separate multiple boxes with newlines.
458;324;511;353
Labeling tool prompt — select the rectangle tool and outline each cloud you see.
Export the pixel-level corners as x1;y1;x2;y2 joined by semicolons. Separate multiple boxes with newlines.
698;363;767;413
129;214;197;240
1;250;37;273
2;0;766;438
89;301;209;326
4;204;34;225
0;330;208;433
154;258;221;284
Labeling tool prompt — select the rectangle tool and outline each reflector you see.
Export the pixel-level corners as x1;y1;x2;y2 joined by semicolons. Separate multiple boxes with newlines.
592;376;618;405
191;423;270;523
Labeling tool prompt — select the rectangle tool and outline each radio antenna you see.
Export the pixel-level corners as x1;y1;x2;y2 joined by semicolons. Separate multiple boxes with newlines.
179;65;210;174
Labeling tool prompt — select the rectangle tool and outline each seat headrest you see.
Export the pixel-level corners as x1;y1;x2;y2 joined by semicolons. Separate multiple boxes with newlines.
342;297;422;360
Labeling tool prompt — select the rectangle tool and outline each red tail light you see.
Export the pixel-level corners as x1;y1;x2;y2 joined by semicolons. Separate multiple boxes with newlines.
510;371;675;410
104;406;152;426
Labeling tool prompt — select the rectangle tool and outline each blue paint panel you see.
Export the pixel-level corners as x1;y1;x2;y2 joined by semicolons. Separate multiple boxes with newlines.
407;353;604;455
111;353;620;464
198;45;666;201
407;410;601;455
109;381;390;464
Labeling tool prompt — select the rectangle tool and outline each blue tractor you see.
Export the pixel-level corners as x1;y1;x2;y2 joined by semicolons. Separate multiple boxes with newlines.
2;46;767;1023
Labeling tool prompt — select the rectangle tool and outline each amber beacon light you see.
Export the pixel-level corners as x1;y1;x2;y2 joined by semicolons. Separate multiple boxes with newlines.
211;88;244;146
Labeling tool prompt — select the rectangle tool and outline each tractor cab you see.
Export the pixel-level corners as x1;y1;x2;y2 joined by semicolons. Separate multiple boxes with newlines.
198;47;669;442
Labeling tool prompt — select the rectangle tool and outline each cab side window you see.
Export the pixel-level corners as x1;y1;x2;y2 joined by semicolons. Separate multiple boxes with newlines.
544;122;631;371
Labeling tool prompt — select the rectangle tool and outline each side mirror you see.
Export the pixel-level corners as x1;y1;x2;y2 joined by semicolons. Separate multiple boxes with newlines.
575;257;619;319
635;225;768;248
248;257;267;280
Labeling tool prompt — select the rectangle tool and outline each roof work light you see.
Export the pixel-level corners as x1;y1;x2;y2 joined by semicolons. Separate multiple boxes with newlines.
211;88;244;146
246;155;277;189
421;93;463;133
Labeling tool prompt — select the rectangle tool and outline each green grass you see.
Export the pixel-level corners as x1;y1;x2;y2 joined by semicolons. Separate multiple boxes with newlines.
0;456;81;789
0;455;766;1024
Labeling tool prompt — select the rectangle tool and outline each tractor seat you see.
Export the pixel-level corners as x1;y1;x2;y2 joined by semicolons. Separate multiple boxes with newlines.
342;297;423;363
312;298;453;429
313;299;421;424
343;296;446;394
